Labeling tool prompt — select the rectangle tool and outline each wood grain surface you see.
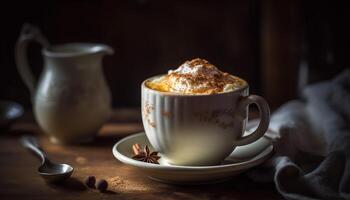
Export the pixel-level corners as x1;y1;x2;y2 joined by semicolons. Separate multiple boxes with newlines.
0;109;283;200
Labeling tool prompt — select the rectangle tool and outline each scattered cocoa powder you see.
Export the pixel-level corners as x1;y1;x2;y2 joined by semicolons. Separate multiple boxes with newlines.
107;176;152;192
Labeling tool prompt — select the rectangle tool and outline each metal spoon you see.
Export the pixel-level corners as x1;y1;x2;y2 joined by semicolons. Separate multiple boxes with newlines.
20;136;73;183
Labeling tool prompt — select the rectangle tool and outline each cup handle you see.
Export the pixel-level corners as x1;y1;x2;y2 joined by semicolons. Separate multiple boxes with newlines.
234;95;270;146
14;24;50;98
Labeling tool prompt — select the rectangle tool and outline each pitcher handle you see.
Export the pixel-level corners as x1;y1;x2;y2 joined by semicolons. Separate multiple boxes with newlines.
15;24;50;98
234;95;270;146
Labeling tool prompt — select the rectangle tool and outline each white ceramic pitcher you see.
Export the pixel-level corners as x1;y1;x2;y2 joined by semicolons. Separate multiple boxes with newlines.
15;24;113;144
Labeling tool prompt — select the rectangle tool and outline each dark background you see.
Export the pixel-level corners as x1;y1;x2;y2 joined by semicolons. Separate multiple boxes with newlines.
0;0;349;109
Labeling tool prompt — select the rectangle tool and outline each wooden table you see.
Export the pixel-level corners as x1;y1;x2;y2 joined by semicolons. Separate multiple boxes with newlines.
0;108;283;200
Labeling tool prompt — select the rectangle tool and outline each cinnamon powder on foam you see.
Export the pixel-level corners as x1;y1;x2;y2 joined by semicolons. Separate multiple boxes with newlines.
146;58;246;95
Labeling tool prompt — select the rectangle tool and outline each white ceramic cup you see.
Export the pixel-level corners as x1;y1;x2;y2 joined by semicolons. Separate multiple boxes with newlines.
141;75;270;166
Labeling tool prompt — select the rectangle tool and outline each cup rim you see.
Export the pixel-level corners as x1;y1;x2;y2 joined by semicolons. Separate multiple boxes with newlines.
142;74;249;97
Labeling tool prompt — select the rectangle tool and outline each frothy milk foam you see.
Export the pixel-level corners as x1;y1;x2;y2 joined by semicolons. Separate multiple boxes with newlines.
146;58;246;95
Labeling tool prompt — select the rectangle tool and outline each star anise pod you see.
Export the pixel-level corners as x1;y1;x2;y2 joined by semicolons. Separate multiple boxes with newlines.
132;143;161;164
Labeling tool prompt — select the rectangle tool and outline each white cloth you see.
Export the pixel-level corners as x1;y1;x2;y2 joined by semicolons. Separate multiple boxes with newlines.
249;70;350;200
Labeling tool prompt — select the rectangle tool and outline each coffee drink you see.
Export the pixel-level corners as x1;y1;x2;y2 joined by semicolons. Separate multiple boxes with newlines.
142;58;270;166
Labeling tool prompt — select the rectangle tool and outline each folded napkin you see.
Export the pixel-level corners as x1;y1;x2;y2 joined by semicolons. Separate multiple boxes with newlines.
249;70;350;200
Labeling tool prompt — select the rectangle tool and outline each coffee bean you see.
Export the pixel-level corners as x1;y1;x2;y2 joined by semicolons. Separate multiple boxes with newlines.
84;176;96;188
96;179;108;192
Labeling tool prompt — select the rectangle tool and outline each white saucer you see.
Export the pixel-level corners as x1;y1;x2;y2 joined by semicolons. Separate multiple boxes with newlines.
112;130;274;184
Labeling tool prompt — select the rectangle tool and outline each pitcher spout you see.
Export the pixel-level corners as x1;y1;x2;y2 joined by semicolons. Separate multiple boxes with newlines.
91;44;114;55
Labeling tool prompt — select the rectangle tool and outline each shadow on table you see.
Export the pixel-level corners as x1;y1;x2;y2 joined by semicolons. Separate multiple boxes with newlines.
153;173;281;198
48;177;87;192
86;125;143;147
48;178;119;195
2;123;43;136
86;133;131;147
118;174;282;199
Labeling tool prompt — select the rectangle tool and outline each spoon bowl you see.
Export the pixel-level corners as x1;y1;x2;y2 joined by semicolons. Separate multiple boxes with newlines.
38;162;74;183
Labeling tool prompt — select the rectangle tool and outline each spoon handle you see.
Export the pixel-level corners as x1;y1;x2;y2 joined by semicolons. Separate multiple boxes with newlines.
20;136;47;165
